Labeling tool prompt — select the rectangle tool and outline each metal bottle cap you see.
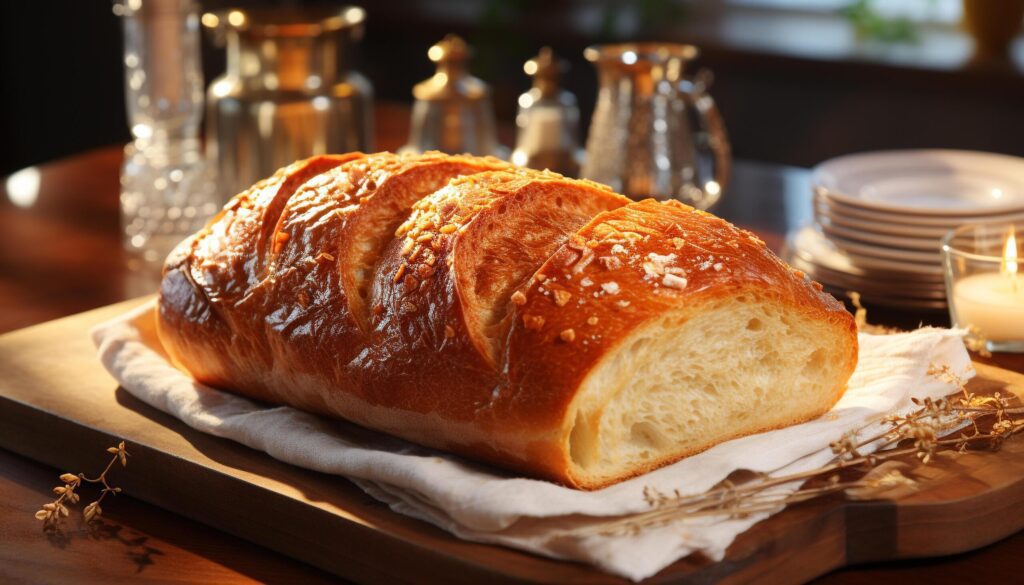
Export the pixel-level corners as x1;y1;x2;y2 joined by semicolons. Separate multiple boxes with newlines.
524;46;565;99
412;34;487;102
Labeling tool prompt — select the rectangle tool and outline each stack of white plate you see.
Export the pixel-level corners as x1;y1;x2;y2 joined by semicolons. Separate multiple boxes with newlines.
787;150;1024;310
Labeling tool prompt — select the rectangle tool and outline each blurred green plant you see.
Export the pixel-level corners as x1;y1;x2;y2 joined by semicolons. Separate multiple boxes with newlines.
598;0;689;39
472;0;690;78
842;0;919;43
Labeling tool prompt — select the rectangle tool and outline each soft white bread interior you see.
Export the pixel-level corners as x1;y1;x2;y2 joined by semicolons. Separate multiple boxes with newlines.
567;295;850;486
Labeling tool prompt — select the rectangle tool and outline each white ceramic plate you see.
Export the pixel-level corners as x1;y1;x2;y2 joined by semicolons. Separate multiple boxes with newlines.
791;259;947;296
815;192;1024;228
819;200;1024;236
825;231;942;264
791;258;946;297
815;219;942;252
787;256;947;309
812;150;1024;216
814;204;956;239
823;288;947;310
790;226;945;277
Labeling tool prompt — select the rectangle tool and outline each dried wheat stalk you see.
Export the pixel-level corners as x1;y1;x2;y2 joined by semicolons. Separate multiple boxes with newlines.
35;441;129;530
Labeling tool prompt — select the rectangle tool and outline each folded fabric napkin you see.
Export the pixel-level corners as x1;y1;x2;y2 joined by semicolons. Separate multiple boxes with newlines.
92;301;972;581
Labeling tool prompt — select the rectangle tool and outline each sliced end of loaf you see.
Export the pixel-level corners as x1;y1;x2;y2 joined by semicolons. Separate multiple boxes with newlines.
564;294;855;488
502;198;858;489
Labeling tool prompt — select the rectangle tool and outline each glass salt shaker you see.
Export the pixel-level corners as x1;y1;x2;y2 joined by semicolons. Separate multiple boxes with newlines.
511;47;581;177
114;0;219;264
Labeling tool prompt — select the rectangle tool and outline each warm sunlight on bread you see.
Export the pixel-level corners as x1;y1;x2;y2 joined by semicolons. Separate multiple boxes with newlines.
160;153;858;490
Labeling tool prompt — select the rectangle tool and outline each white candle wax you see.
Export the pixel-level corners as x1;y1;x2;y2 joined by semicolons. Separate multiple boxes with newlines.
952;272;1024;341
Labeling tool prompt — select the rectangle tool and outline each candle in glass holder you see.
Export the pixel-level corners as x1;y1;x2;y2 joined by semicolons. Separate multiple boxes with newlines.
953;276;1024;341
949;230;1024;342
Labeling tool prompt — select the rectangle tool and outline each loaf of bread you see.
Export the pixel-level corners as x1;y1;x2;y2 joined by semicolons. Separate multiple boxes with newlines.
158;151;858;489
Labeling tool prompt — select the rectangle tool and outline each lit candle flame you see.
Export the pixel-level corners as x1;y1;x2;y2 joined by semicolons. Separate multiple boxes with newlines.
1004;227;1018;292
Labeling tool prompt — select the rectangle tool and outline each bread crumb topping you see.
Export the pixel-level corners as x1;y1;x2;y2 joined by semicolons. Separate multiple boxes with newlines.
523;314;545;330
552;290;572;306
599;256;622;270
661;273;688;289
642;252;678;280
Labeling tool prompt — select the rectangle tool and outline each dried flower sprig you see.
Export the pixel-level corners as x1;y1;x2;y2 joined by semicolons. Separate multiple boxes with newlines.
580;364;1023;537
963;325;993;358
36;441;129;530
847;291;898;335
848;291;992;357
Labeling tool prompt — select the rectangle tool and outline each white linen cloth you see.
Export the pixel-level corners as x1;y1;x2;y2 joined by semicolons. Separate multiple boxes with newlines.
92;301;972;581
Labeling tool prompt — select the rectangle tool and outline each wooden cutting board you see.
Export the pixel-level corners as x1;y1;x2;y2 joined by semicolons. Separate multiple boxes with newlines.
1;299;1023;584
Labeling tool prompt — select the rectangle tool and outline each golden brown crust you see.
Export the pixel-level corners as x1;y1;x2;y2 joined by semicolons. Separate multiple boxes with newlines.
158;154;858;490
158;152;510;410
158;154;361;394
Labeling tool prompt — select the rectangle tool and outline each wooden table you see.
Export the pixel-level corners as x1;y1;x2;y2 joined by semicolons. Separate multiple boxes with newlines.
1;104;1022;584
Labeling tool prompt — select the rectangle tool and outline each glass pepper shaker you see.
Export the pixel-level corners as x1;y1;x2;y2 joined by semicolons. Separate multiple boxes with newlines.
511;47;581;177
401;35;507;157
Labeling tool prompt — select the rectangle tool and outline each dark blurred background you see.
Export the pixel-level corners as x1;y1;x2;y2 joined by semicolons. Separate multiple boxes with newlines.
2;0;1023;175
